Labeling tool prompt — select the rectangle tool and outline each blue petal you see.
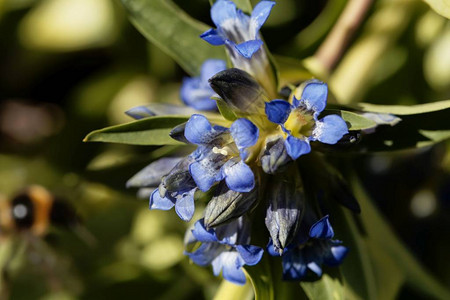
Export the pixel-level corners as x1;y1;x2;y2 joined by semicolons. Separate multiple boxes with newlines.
185;114;227;144
313;114;348;144
309;215;334;239
187;243;222;266
222;160;255;192
300;80;328;114
282;251;307;280
175;189;196;221
265;100;291;124
184;114;212;144
191;219;219;243
189;161;217;192
230;118;259;159
200;28;225;45
307;261;323;276
250;1;275;34
234;40;263;58
149;190;175;210
180;77;218;111
326;245;349;266
211;0;238;27
236;245;264;266
284;136;311;160
125;106;155;119
266;239;281;257
219;251;247;285
201;59;227;83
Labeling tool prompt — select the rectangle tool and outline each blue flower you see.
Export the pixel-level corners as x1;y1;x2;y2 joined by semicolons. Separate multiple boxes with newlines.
149;156;198;221
201;0;275;59
185;218;264;285
185;114;259;193
268;215;349;280
180;59;227;111
265;80;349;160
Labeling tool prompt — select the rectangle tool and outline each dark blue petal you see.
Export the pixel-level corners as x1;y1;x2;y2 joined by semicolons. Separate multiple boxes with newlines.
282;251;307;280
265;100;291;124
149;190;175;210
313;114;349;144
174;189;196;221
211;0;238;27
309;215;334;239
284;136;311;160
191;219;218;243
250;1;275;34
236;245;264;266
222;160;255;192
230;118;259;159
301;80;328;114
200;28;225;45
201;59;227;83
234;40;263;58
219;251;247;285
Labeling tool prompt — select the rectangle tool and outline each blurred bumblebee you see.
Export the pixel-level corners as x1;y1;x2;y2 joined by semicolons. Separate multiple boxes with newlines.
0;185;81;237
0;185;93;298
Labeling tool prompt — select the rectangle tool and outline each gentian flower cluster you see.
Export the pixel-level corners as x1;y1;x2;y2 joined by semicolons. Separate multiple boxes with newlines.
127;0;358;285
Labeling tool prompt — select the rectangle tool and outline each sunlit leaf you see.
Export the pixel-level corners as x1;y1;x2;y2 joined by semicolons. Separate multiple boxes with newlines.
326;110;377;131
83;116;189;145
300;275;346;300
121;0;226;76
423;0;450;19
357;100;450;115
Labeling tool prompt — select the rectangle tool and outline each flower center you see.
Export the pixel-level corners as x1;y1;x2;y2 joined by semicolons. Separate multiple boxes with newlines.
284;108;315;139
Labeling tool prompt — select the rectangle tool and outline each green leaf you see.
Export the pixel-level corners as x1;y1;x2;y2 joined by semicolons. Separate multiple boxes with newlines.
354;107;450;152
214;97;237;121
423;0;450;19
209;0;252;13
83;116;189;145
121;0;226;76
213;280;253;300
300;275;346;300
244;256;275;300
357;99;450;115
326;110;377;131
351;176;450;299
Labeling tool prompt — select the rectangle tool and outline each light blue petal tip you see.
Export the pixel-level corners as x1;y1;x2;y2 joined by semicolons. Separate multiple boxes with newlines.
314;114;349;144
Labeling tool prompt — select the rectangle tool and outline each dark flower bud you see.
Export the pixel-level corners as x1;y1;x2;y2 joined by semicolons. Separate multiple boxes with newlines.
260;136;292;174
160;156;196;196
204;181;258;228
209;68;267;115
169;122;190;144
265;171;305;255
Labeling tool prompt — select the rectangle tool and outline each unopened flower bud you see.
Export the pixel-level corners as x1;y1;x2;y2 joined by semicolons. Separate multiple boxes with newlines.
204;181;258;228
260;136;292;174
265;171;305;255
209;68;268;116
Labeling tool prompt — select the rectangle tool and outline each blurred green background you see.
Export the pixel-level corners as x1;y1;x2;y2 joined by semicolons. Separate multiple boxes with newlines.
0;0;449;299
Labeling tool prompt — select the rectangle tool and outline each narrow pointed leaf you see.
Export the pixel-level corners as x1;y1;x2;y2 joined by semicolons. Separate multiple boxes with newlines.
121;0;226;76
84;116;189;145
